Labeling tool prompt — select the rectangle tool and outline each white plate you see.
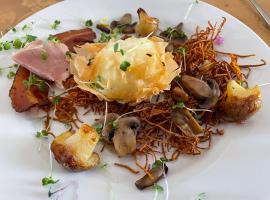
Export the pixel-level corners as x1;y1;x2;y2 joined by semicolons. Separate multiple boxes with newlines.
1;0;270;199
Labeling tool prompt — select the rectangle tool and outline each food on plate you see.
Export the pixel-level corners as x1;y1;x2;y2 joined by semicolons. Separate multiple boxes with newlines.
51;124;100;171
4;7;266;194
9;66;49;112
135;8;159;36
221;80;261;122
70;36;180;103
54;28;96;52
12;40;70;88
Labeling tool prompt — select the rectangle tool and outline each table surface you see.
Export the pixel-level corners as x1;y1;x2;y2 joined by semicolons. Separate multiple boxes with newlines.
0;0;269;46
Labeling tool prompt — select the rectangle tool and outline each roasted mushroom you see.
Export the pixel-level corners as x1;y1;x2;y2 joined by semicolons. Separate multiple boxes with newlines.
135;162;168;190
221;80;261;122
172;86;189;102
181;75;212;100
199;79;220;109
51;124;100;171
135;8;159;36
113;117;140;157
96;24;111;34
110;13;136;34
171;108;203;135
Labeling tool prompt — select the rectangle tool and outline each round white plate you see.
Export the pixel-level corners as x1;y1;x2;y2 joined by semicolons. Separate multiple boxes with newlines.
1;0;270;199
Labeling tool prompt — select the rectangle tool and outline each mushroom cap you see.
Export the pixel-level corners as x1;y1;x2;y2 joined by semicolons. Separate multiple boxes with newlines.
113;117;140;157
181;75;212;100
135;163;168;190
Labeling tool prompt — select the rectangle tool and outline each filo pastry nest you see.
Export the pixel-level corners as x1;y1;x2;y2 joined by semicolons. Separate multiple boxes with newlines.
70;36;180;104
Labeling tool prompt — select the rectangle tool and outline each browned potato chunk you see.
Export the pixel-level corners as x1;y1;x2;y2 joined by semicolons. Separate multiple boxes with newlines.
51;124;100;171
221;80;261;122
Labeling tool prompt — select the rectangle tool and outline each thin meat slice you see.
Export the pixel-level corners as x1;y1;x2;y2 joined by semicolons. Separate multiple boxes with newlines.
54;28;96;52
9;66;49;112
12;40;70;88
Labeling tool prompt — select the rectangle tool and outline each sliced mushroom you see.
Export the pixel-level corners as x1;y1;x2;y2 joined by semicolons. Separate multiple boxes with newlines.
121;22;137;34
113;117;140;157
181;75;212;100
94;113;119;144
110;13;132;29
172;87;189;102
135;8;159;36
171;108;203;135
199;79;220;109
51;124;100;171
135;163;168;190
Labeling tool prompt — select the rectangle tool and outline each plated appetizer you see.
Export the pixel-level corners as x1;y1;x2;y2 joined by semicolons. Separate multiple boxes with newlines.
2;6;266;197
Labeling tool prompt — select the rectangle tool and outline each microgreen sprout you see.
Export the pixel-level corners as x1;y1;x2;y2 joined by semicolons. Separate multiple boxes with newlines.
51;20;61;29
98;32;111;42
42;176;59;186
120;60;130;71
36;130;49;138
85;19;93;27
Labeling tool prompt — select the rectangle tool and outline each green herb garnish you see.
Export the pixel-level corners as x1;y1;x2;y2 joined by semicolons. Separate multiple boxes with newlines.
65;51;72;59
195;192;207;200
174;75;182;81
100;163;108;169
152;183;164;193
98;32;111;42
52;96;61;105
85;19;93;27
42;176;59;186
36;130;49;138
13;38;23;49
93;123;103;134
3;41;11;50
87;58;93;66
172;101;185;109
120;61;130;71
12;27;17;32
51;20;61;29
41;51;48;60
48;35;60;43
23;74;47;92
22;24;31;31
7;71;16;79
26;34;37;43
113;43;125;55
152;157;168;169
177;47;187;55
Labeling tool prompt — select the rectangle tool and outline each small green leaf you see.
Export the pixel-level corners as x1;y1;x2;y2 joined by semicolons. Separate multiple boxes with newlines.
120;49;125;56
152;183;164;193
174;75;182;81
172;101;185;109
93;123;103;134
112;120;117;128
98;32;111;43
100;163;108;169
22;24;31;31
195;192;207;200
113;43;119;52
7;71;16;79
65;51;72;58
13;39;23;49
152;160;163;169
36;130;49;138
26;34;37;43
120;61;130;71
48;35;59;43
52;96;61;105
177;47;187;55
51;20;61;29
42;176;59;186
85;19;93;27
41;51;48;60
3;41;11;50
12;27;17;32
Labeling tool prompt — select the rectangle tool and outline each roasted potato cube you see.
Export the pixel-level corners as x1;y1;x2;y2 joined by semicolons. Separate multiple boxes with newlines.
221;80;261;122
51;124;100;171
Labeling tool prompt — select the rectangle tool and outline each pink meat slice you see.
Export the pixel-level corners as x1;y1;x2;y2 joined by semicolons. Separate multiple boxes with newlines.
12;40;70;88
